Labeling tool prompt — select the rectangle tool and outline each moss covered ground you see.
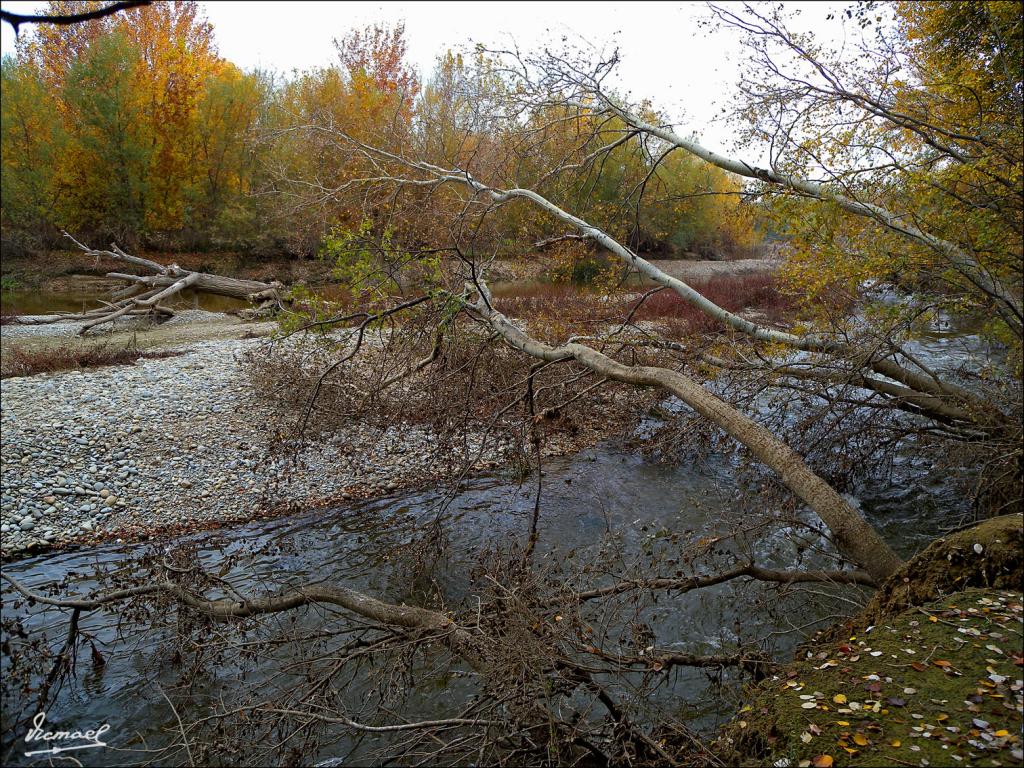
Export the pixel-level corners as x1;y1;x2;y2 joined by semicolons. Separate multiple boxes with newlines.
720;587;1023;767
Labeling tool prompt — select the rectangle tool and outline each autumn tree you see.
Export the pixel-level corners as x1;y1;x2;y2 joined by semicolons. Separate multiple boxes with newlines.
1;0;271;249
0;56;66;250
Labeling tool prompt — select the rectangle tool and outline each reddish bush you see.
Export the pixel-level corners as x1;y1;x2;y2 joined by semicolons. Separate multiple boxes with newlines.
1;342;184;378
490;272;794;339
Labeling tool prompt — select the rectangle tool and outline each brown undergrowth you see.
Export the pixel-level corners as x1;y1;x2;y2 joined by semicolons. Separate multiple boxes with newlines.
244;321;658;471
493;272;795;341
0;340;184;379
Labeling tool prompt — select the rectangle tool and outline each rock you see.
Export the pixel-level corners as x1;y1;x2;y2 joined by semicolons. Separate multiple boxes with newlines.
19;518;35;531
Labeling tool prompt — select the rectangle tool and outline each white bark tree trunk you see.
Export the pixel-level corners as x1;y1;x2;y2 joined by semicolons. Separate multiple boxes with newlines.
469;288;903;583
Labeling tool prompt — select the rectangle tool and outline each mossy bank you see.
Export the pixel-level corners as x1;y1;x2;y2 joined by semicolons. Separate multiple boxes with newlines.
719;514;1023;768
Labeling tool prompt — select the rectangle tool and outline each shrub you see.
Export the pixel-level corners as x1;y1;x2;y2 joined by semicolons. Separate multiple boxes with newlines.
493;272;794;339
0;341;183;378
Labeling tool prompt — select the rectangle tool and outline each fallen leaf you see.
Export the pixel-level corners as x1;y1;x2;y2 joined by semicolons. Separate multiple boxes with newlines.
833;694;848;704
801;732;813;743
853;733;868;746
812;756;834;768
911;662;928;672
890;739;902;747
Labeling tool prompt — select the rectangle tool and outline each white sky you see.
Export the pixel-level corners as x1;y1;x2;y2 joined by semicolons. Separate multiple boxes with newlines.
1;1;850;153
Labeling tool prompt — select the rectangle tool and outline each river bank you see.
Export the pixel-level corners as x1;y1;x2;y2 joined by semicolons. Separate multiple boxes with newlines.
0;328;453;558
717;515;1024;767
0;310;645;559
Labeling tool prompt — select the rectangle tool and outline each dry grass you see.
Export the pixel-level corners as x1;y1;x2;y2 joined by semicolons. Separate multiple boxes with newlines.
627;273;795;331
493;272;795;339
1;340;184;378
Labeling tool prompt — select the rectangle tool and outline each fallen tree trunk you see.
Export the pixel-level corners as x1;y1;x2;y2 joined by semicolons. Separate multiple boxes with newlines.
467;281;903;584
14;233;288;334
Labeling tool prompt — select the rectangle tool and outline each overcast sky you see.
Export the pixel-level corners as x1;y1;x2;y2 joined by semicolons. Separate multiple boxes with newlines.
1;1;850;152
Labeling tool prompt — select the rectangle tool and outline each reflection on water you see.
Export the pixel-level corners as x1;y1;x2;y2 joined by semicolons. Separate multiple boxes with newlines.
1;289;248;316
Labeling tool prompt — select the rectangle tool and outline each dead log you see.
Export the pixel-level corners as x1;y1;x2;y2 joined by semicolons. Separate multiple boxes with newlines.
16;233;289;334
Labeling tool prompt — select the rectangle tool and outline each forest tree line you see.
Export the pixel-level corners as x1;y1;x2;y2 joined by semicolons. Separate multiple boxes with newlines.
0;0;758;260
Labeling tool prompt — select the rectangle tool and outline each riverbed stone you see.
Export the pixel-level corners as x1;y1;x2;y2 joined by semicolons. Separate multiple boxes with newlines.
1;315;519;558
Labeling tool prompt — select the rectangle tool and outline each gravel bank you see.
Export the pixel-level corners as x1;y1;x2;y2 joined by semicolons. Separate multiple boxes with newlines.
0;322;501;559
646;258;780;281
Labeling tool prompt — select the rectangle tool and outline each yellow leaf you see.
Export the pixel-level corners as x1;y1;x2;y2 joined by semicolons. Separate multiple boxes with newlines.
812;756;834;768
853;733;868;746
890;739;902;747
833;694;848;704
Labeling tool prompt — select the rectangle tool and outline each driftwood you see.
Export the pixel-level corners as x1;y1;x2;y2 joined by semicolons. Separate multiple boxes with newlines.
16;233;287;334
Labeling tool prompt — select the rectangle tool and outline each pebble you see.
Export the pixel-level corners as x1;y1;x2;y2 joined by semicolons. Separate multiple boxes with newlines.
1;320;509;557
